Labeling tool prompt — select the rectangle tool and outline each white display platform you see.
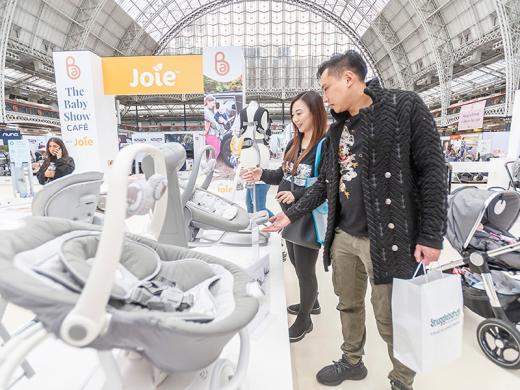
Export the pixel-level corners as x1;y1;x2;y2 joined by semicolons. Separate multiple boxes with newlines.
193;234;293;390
449;157;513;189
4;229;293;390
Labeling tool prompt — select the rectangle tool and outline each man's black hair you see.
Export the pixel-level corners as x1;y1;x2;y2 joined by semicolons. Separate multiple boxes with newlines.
316;50;368;81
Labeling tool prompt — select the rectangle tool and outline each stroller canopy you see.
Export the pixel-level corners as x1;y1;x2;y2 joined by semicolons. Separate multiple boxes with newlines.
447;187;520;252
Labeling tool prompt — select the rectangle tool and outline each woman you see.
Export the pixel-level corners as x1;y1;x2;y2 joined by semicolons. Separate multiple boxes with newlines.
241;91;327;342
37;137;75;185
204;94;224;158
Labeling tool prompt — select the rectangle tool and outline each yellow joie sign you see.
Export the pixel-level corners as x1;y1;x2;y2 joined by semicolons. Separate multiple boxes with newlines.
102;55;204;95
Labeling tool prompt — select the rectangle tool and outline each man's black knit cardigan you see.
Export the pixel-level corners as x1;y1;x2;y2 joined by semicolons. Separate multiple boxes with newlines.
285;79;448;285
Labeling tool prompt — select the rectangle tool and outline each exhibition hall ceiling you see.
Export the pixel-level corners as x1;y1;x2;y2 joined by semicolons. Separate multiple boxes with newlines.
3;0;518;114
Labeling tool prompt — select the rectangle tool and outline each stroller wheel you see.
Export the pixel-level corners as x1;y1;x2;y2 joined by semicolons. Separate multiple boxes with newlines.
477;318;520;369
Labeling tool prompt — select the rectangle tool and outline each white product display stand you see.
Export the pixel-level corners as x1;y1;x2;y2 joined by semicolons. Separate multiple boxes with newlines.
5;232;293;390
449;157;513;189
193;234;293;390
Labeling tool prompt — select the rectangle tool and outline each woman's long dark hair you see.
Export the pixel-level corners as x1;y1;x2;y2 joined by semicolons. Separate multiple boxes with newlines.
284;91;327;175
41;137;69;171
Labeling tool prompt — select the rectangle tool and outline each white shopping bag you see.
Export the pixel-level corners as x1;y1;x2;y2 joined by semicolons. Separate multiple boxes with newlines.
392;264;464;373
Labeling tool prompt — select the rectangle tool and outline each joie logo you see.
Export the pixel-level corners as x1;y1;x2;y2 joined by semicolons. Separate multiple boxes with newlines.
66;57;81;80
214;52;230;76
74;136;94;147
430;309;461;328
129;64;177;88
217;185;233;193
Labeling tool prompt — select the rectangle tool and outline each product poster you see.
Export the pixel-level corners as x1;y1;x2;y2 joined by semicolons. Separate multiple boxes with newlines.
24;135;49;155
7;139;33;197
203;47;244;181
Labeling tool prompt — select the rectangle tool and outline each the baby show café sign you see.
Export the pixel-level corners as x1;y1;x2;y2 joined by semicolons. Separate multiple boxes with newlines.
52;51;204;173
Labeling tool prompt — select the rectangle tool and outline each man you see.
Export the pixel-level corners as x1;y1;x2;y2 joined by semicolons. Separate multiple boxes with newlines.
264;50;447;390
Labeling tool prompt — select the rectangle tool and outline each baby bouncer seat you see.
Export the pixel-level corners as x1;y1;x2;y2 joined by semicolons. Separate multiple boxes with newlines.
0;144;259;390
142;141;269;247
31;171;104;223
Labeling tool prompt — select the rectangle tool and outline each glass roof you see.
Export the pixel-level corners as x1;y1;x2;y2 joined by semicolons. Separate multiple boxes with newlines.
115;0;390;42
155;1;387;93
420;60;507;107
4;67;56;96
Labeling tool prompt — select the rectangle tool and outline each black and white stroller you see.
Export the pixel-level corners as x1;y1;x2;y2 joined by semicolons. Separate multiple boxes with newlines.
0;151;9;176
505;160;520;192
443;187;520;369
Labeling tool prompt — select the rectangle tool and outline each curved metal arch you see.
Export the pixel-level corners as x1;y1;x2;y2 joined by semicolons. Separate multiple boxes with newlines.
118;1;192;55
0;0;18;124
494;0;520;117
152;0;384;85
117;3;164;55
29;1;45;51
409;0;454;126
64;0;109;50
370;12;413;89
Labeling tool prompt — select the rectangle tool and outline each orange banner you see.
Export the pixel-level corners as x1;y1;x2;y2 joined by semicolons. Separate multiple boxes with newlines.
102;55;204;95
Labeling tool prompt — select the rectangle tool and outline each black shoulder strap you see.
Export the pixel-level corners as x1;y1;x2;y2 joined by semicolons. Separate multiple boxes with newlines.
239;108;248;135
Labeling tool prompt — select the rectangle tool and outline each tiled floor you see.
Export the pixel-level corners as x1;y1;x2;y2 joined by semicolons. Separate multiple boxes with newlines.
262;186;520;390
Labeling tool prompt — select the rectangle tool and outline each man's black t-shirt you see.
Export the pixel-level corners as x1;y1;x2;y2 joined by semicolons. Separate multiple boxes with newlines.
337;115;368;237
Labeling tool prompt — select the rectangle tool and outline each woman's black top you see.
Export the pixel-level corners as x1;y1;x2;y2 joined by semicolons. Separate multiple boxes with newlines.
37;157;75;185
260;138;324;213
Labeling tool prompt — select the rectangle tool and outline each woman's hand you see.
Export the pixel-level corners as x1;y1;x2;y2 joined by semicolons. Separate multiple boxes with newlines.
240;167;262;183
44;170;55;178
55;147;62;159
275;191;295;204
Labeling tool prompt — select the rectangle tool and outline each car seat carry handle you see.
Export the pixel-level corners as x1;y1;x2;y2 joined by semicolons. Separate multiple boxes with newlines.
181;145;216;207
60;144;168;347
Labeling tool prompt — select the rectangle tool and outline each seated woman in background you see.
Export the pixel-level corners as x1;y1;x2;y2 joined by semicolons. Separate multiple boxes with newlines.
37;137;75;185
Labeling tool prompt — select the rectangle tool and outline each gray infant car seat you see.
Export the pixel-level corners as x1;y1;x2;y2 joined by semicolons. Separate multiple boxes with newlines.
31;171;104;223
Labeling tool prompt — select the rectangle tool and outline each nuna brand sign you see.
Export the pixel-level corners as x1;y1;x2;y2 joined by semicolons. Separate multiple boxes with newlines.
0;130;21;141
102;55;203;95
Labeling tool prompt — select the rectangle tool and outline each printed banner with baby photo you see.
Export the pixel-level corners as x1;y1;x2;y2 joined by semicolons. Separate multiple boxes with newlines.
203;47;245;202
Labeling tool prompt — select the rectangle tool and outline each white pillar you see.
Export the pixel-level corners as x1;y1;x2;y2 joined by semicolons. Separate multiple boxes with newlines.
508;90;520;159
53;51;118;173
